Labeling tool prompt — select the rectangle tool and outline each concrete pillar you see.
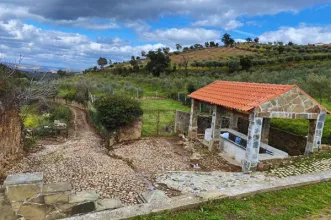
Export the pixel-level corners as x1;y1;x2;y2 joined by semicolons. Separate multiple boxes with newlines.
305;111;327;154
229;112;239;130
209;105;222;151
188;99;199;138
261;118;270;144
242;113;263;173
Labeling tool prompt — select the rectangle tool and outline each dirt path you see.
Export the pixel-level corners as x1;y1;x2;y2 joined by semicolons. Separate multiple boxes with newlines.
8;106;146;204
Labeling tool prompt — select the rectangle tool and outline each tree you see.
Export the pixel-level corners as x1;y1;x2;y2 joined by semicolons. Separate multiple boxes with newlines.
305;73;331;103
97;57;107;69
57;70;66;77
145;48;171;77
245;37;252;42
109;59;112;66
227;59;240;73
288;41;294;46
141;51;146;57
222;33;234;47
240;57;252;71
129;56;140;72
277;46;285;54
180;55;189;77
162;47;170;54
94;95;143;131
254;37;259;43
176;44;182;51
205;42;209;47
187;83;196;94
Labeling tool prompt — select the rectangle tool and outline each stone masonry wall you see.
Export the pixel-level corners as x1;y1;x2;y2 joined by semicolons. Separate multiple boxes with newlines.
2;172;123;220
0;109;23;174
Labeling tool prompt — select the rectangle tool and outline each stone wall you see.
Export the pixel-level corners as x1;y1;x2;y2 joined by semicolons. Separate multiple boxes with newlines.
2;172;123;220
0;109;23;174
175;111;229;135
238;117;306;156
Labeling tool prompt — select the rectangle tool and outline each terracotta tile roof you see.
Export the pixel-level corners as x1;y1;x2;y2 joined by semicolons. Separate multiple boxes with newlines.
188;81;296;112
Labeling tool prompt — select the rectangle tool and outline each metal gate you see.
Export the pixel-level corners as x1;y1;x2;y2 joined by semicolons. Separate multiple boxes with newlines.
142;110;176;136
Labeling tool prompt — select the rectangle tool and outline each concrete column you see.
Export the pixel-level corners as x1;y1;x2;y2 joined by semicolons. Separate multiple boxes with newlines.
188;99;199;138
305;111;327;154
229;112;239;130
242;113;263;173
261;118;270;144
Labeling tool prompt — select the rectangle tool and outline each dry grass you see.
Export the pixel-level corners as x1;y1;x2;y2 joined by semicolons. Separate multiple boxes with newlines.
170;47;255;64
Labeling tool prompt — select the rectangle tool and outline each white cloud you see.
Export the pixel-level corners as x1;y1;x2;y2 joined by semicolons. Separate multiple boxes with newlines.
224;20;243;30
0;20;167;69
140;28;220;45
259;24;331;44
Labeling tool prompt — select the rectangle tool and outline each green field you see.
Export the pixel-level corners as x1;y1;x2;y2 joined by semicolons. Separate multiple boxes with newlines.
136;181;331;220
140;99;190;136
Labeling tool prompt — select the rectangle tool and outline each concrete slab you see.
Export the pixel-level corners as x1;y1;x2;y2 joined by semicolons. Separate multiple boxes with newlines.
4;172;43;186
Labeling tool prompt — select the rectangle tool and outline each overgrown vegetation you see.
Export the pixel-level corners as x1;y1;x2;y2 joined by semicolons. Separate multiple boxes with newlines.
94;95;143;131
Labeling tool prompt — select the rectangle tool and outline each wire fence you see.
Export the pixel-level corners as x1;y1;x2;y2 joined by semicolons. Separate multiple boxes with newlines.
142;109;176;136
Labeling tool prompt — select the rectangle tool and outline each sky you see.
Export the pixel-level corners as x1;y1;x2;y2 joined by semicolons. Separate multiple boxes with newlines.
0;0;331;70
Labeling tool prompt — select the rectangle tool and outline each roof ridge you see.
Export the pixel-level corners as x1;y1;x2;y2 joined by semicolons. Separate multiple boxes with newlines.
214;80;295;87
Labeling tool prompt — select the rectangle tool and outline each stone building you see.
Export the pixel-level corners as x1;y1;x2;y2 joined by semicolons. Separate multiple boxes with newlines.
188;81;329;172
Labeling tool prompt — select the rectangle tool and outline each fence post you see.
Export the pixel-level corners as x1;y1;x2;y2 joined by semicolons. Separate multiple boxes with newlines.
157;110;160;136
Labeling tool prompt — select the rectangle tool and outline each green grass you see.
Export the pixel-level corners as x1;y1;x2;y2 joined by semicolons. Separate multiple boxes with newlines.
140;99;190;111
140;99;190;136
136;181;331;220
271;99;331;144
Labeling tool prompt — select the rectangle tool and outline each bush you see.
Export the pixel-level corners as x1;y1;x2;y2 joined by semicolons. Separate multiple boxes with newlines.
94;95;143;130
227;60;240;73
49;105;71;124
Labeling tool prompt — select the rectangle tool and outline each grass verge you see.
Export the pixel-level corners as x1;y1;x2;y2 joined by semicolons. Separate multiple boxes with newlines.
136;181;331;220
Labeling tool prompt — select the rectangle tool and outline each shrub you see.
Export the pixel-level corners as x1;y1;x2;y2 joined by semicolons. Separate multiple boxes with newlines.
49;105;71;124
227;60;240;73
94;95;143;130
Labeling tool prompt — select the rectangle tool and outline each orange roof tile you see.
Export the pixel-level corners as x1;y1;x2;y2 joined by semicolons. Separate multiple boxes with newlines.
188;81;296;112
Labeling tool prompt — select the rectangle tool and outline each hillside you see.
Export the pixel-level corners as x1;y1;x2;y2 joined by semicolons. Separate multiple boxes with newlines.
170;46;255;64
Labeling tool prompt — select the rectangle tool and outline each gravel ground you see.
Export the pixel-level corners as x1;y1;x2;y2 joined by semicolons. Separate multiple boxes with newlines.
8;106;146;205
8;106;241;205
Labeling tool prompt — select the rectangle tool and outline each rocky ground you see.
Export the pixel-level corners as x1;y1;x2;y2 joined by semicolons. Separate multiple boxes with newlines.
8;106;239;205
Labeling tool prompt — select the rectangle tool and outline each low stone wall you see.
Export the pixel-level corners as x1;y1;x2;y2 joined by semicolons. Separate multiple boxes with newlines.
238;117;307;156
0;109;23;175
174;111;213;135
174;111;190;134
2;172;123;220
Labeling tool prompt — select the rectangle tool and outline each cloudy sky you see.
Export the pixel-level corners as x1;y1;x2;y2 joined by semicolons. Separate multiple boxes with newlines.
0;0;330;69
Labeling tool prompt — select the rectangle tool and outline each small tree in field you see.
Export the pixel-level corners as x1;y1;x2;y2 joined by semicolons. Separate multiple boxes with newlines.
144;48;171;77
254;37;259;43
97;57;107;69
240;57;252;71
222;33;234;47
245;37;252;42
94;95;143;131
176;44;182;51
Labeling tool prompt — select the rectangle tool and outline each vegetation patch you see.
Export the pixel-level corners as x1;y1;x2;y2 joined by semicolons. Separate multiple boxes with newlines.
136;181;331;220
